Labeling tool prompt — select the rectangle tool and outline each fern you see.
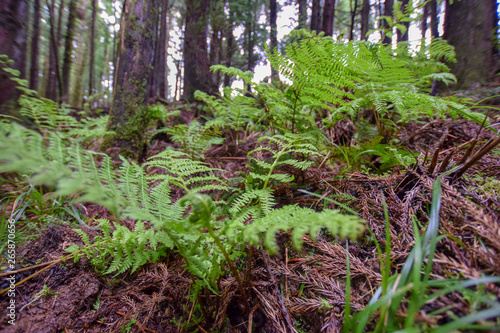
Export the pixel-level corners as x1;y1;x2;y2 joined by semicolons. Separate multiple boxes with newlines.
164;120;224;159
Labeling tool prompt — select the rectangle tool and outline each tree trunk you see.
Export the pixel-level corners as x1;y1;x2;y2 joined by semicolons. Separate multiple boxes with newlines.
429;0;438;38
321;0;336;37
310;0;321;32
70;0;88;107
89;0;97;99
209;0;224;89
396;0;409;43
224;3;234;87
443;0;497;89
183;0;211;101
0;0;28;115
157;0;169;99
382;0;393;45
297;0;306;30
149;2;161;100
348;0;358;41
46;0;63;101
30;0;41;91
421;1;428;40
360;0;370;40
270;0;278;80
61;0;78;103
103;0;156;161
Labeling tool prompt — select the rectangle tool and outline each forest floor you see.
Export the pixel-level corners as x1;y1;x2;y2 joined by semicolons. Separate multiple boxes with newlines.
1;101;500;333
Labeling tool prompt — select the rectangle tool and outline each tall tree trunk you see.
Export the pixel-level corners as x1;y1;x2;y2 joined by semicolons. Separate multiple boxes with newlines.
70;0;88;107
421;1;428;40
157;0;169;99
224;3;234;88
382;0;393;45
149;2;161;100
360;0;370;40
209;0;224;89
0;0;28;116
443;0;497;89
270;0;278;80
46;0;63;101
89;0;97;99
321;0;336;36
30;0;41;91
183;0;211;101
103;0;156;161
429;0;438;38
348;0;358;41
297;0;306;29
310;0;321;32
396;0;409;43
61;0;78;103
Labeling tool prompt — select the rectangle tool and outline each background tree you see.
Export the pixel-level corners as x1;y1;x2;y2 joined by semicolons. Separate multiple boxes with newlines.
360;0;370;40
30;0;41;91
322;0;336;36
0;0;28;115
311;0;322;32
183;0;211;101
103;0;156;160
443;0;498;89
382;0;393;44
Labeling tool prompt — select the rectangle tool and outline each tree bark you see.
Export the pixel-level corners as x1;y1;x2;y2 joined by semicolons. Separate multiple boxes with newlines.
396;0;409;43
382;0;393;45
103;0;156;160
421;1;428;40
443;0;497;89
360;0;370;40
30;0;41;91
158;0;169;99
0;0;28;115
61;0;78;103
89;0;97;98
270;0;278;79
297;0;306;30
223;2;234;87
348;0;358;41
209;0;224;89
429;0;438;38
310;0;321;32
322;0;336;37
183;0;211;101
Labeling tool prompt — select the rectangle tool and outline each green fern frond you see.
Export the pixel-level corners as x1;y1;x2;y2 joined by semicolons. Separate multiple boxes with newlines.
242;205;364;255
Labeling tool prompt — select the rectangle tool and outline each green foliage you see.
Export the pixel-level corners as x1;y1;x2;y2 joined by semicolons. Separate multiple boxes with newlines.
343;174;500;332
164;120;224;159
146;103;180;120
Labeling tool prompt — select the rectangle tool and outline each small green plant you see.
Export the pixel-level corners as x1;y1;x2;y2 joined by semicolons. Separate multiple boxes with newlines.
342;174;500;332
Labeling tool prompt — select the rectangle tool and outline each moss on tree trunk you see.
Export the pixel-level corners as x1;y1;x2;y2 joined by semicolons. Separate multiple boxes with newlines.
102;0;155;161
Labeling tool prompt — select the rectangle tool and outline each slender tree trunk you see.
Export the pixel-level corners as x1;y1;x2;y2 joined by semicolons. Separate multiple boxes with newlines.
0;0;28;115
89;0;96;99
103;0;156;161
382;0;393;45
224;4;234;87
30;0;41;91
46;0;63;101
61;0;78;103
322;0;336;37
297;0;306;29
270;0;278;80
209;0;224;89
149;2;160;100
443;0;497;88
360;0;370;40
311;0;321;32
183;0;211;101
157;0;169;99
421;1;428;40
70;0;88;107
396;0;409;43
348;0;358;41
429;0;438;38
